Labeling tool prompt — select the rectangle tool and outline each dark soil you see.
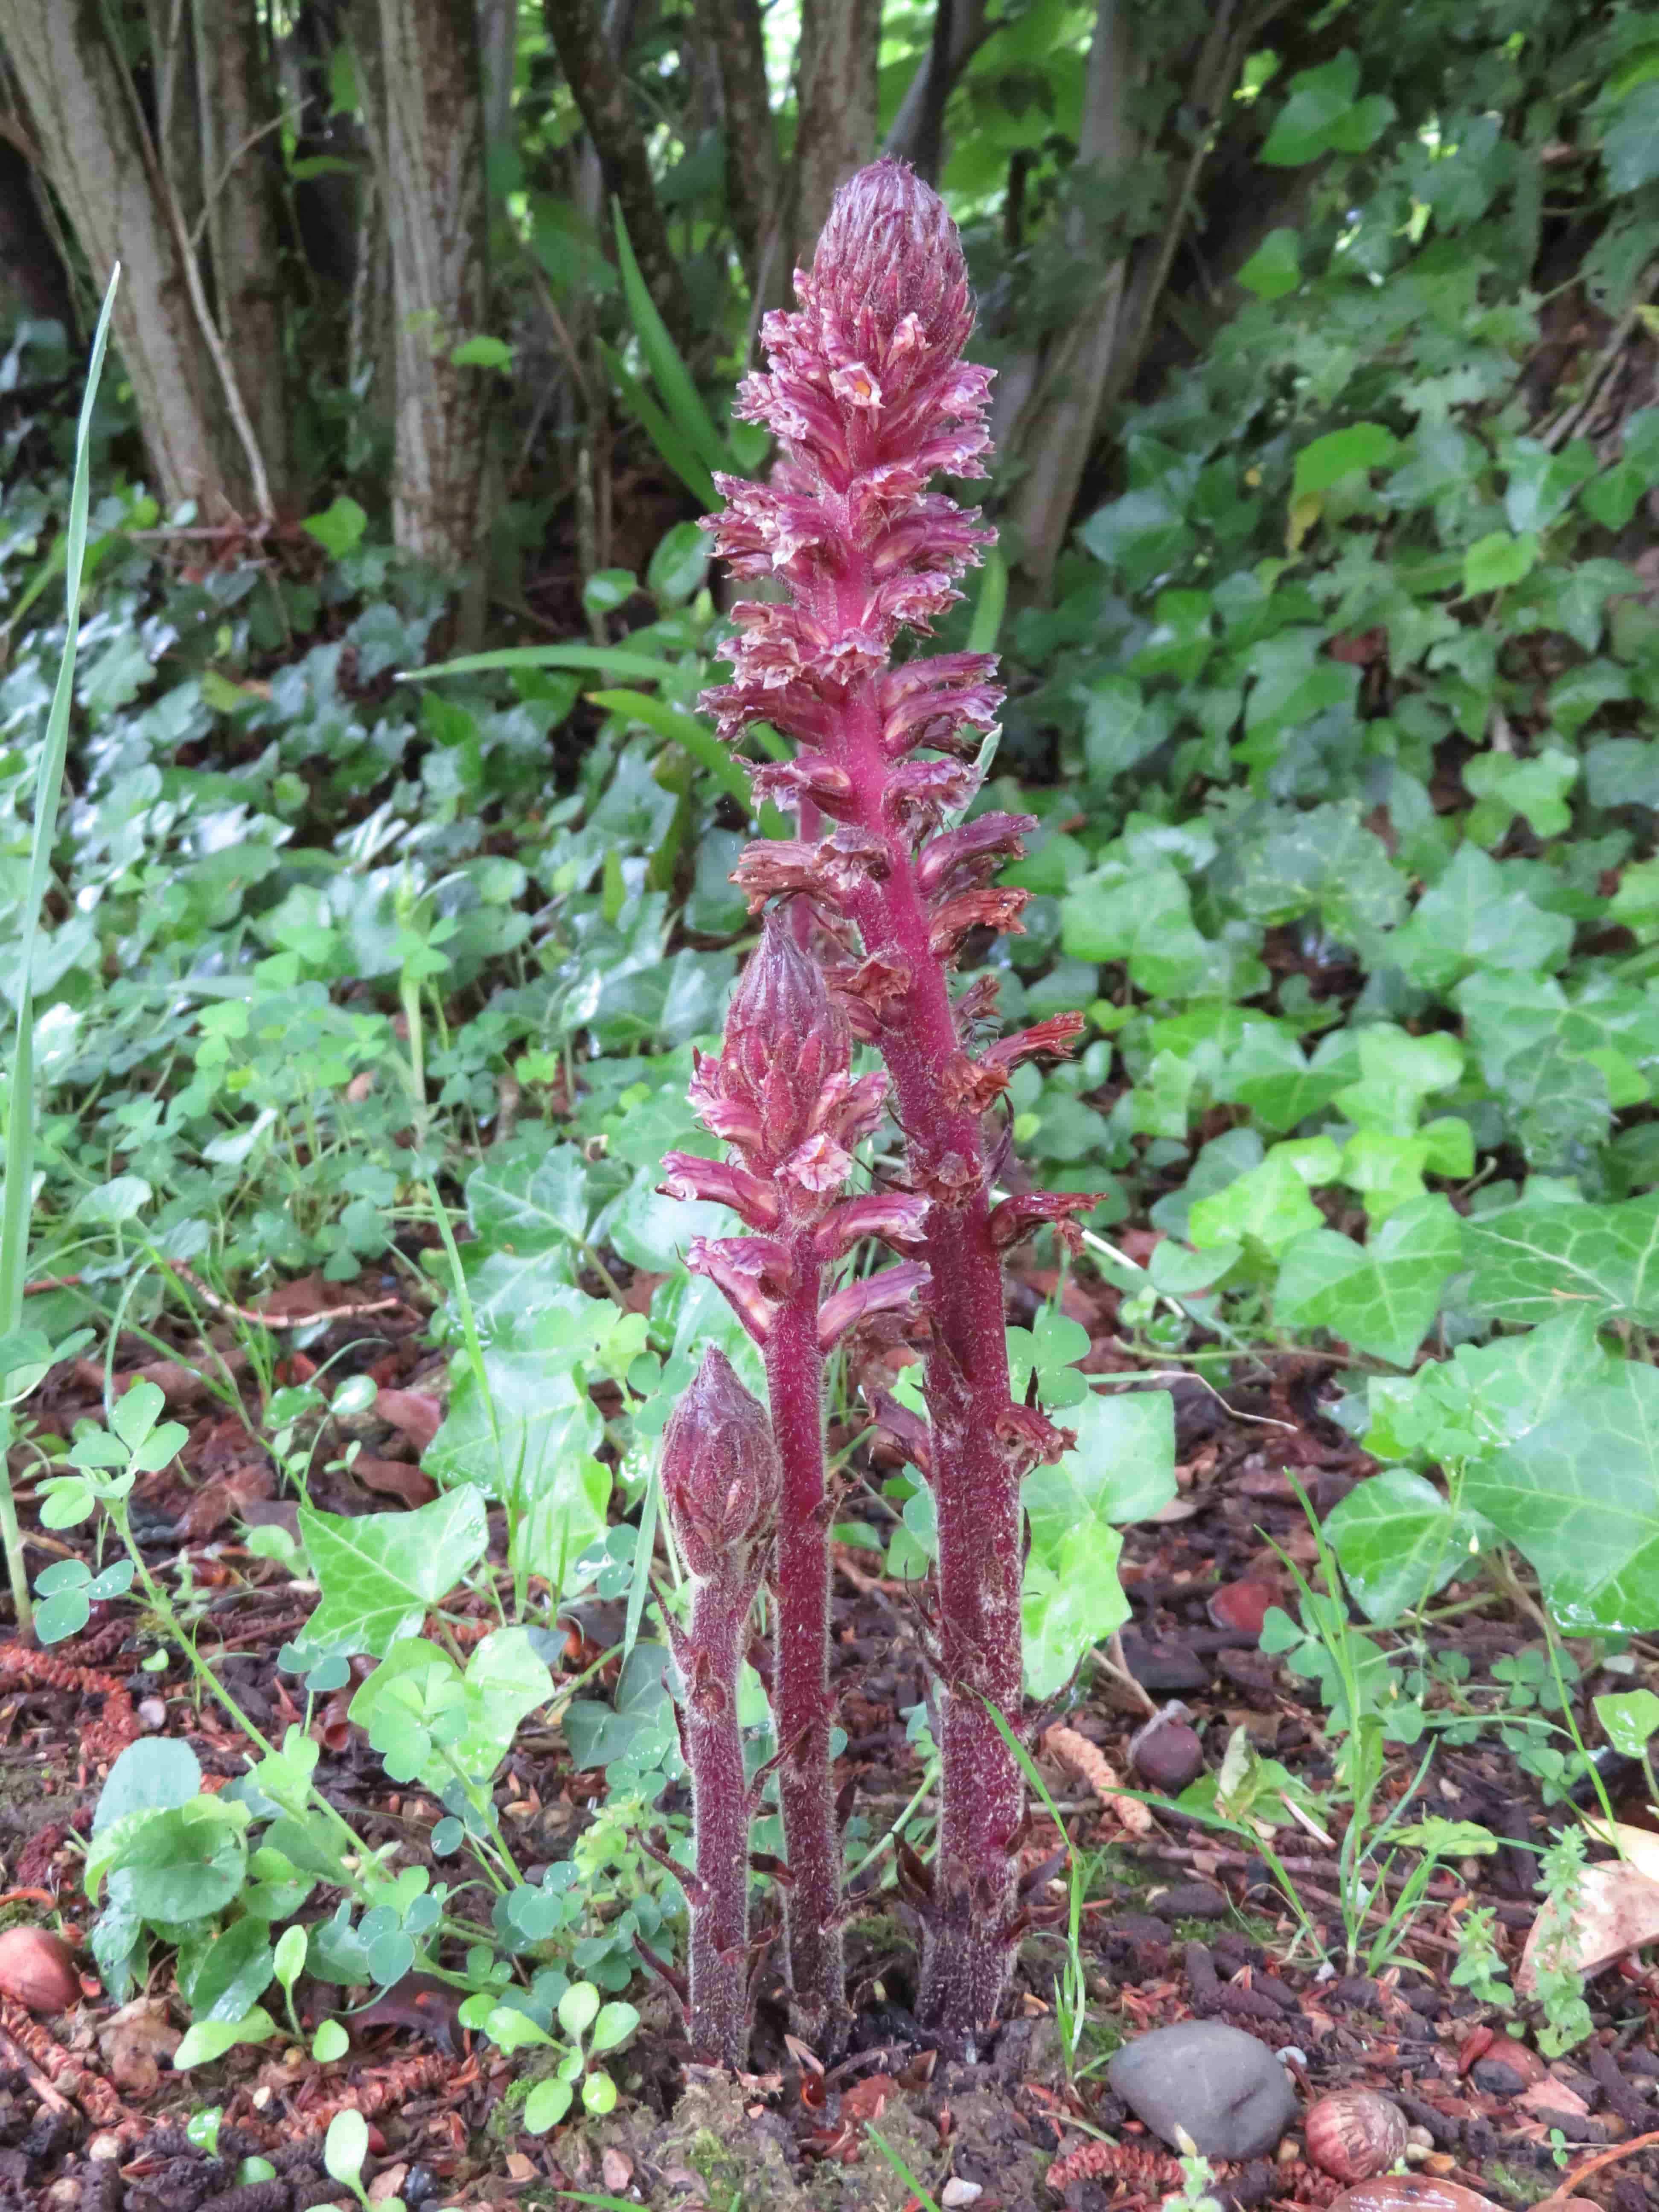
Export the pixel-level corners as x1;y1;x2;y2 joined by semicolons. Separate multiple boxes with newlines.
4;1275;1659;2212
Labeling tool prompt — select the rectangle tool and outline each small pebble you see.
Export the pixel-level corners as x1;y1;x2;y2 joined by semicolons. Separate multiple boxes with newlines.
1130;1705;1206;1791
1108;2019;1298;2159
942;2184;983;2208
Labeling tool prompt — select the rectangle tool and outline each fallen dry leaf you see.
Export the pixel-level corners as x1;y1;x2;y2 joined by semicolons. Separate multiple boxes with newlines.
1583;1817;1659;1883
1517;2078;1590;2124
600;2148;634;2192
375;1388;443;1455
97;1996;180;2095
352;1456;438;1508
1518;1857;1659;1991
1327;2180;1503;2212
175;1458;274;1540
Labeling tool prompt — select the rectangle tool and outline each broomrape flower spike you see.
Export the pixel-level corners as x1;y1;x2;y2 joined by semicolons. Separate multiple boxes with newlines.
662;908;928;2044
657;1348;781;2067
697;157;1095;2041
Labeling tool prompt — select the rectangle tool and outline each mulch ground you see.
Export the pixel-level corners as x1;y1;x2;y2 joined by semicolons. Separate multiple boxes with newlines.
3;1267;1659;2212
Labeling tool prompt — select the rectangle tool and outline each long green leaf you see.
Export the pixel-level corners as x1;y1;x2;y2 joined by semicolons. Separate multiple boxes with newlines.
597;338;718;507
611;202;733;480
399;644;687;685
1;268;119;1338
585;687;752;805
968;544;1008;655
0;265;120;1634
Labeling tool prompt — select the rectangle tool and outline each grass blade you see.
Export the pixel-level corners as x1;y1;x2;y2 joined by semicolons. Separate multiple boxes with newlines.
967;544;1007;655
0;264;121;1630
598;338;719;507
400;643;690;685
611;201;733;480
585;687;753;806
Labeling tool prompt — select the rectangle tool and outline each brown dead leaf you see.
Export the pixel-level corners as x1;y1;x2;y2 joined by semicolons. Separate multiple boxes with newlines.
353;1457;438;1508
367;2165;408;2203
840;2072;896;2123
375;1388;443;1455
600;2148;634;2192
1517;2078;1590;2124
97;1997;180;2095
503;2152;537;2182
175;1458;274;1540
1518;1857;1659;1990
250;1274;333;1318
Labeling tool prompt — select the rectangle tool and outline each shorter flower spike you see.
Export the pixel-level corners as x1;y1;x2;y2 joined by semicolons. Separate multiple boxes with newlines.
658;1348;781;2069
661;1347;781;1583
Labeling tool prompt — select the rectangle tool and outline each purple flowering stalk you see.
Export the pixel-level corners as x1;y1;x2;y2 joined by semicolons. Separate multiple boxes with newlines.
656;1348;782;2067
662;912;929;2043
697;159;1091;2040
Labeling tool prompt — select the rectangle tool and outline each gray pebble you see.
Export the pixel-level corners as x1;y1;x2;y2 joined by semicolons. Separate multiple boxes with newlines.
1107;2019;1298;2160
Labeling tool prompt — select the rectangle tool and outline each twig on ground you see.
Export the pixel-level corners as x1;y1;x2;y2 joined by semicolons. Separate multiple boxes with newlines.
25;1260;402;1330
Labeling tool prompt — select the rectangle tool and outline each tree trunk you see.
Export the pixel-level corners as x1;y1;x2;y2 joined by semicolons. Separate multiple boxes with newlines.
884;0;992;180
693;0;782;302
997;0;1270;594
0;137;73;330
192;0;293;508
544;0;696;349
478;0;515;160
793;0;880;264
364;0;494;617
0;0;255;516
997;0;1138;596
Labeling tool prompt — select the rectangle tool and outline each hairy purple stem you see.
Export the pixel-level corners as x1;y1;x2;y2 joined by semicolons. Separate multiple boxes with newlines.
830;662;1023;2043
678;1572;757;2067
658;1347;780;2068
764;1257;845;2042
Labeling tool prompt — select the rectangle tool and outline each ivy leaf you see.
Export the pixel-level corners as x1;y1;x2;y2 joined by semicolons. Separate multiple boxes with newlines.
1324;1469;1490;1624
1237;228;1301;300
1222;1022;1359;1134
1603;81;1659;195
466;1148;590;1251
1462;1192;1659;1325
297;1488;489;1658
1465;1360;1659;1633
1293;423;1400;498
1274;1194;1462;1366
1261;50;1357;155
1390;845;1574;990
1187;1144;1336;1256
1021;1390;1174;1699
1594;1688;1659;1758
1463;530;1540;594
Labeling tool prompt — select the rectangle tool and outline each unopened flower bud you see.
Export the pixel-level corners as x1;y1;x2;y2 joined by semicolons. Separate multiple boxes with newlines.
660;1348;780;1580
699;909;851;1173
811;157;972;366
